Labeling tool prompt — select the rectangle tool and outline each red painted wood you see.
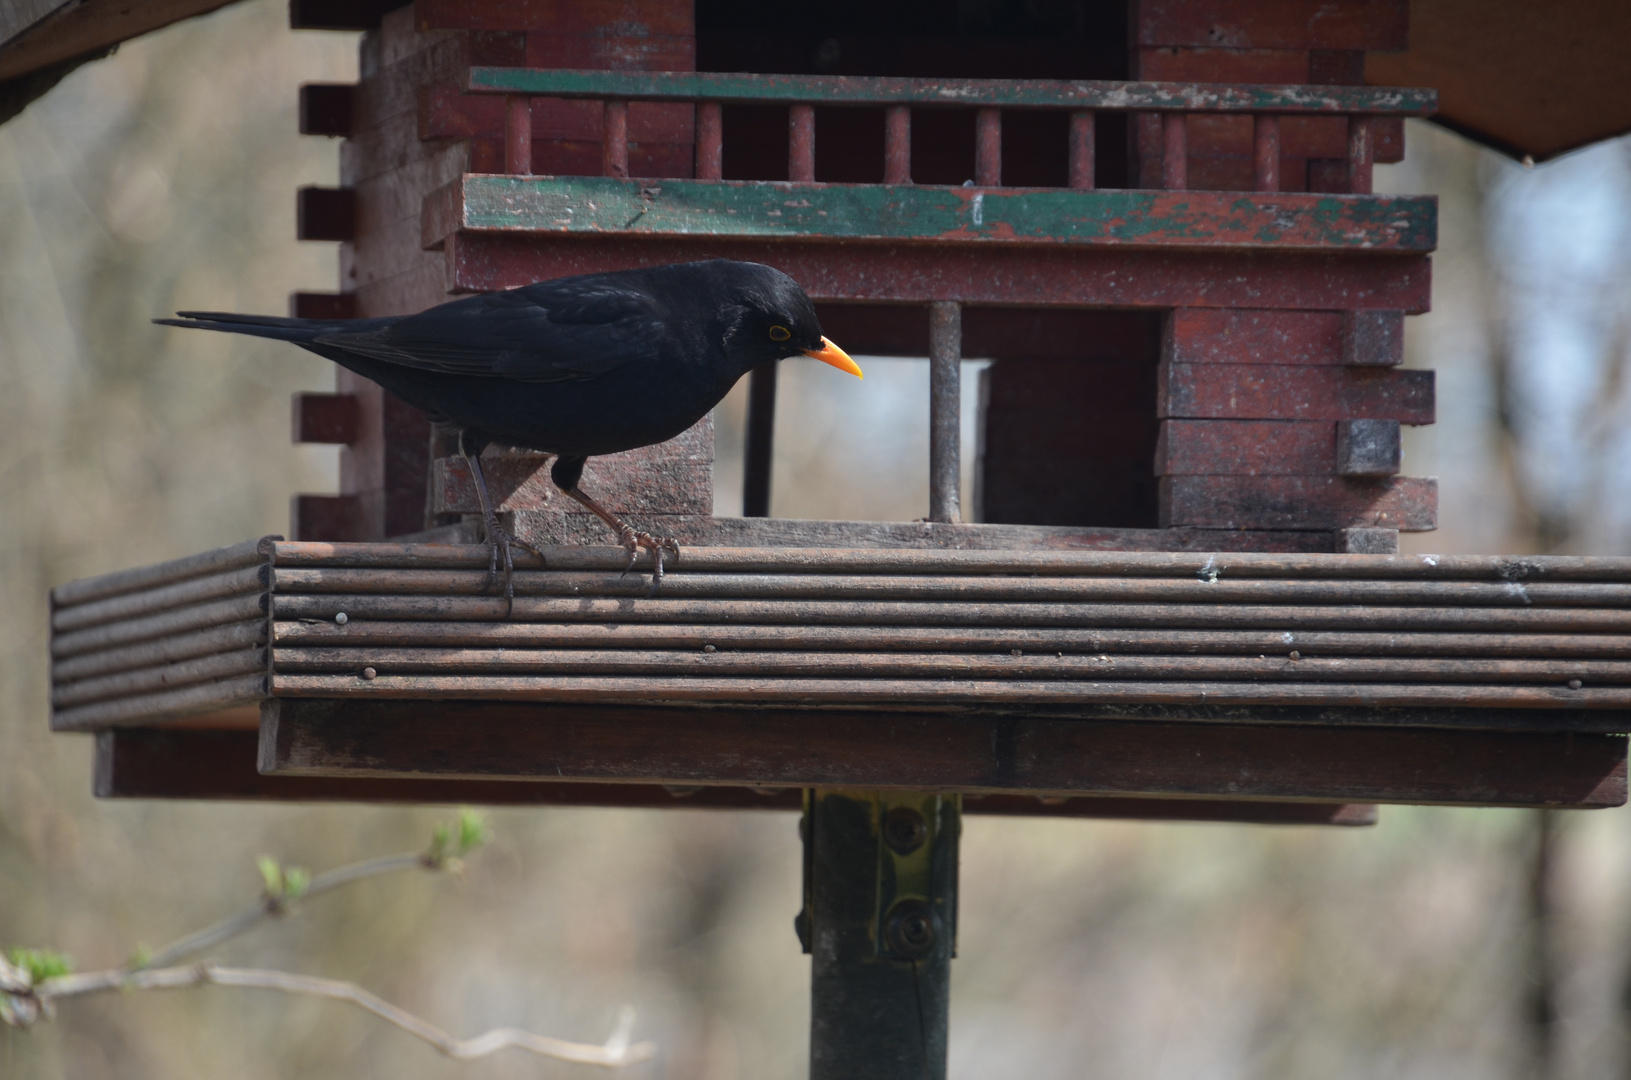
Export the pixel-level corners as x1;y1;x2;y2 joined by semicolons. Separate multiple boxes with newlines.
1068;110;1095;189
1166;308;1344;365
602;99;630;177
884;106;912;185
504;94;531;173
976;108;1002;186
1136;46;1310;84
1160;474;1437;530
696;101;722;180
296;186;356;241
1162;112;1188;189
94;728;1377;823
299;83;355;137
447;234;1434;312
289;292;358;320
789;104;815;182
1156;419;1336;476
416;0;692;36
291;494;367;542
1136;0;1408;51
1253;114;1279;191
291;393;361;446
260;699;1624;808
1348;115;1373;194
524;33;695;71
814;305;1160;362
1160;363;1434;423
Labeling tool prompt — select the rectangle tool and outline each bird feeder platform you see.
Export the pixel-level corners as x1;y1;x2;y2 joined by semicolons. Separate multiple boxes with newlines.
50;537;1630;816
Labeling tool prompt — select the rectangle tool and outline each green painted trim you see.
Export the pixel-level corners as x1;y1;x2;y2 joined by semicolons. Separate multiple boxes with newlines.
466;68;1436;115
444;176;1438;253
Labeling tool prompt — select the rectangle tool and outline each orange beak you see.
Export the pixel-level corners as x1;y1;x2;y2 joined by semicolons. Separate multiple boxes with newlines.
802;336;863;379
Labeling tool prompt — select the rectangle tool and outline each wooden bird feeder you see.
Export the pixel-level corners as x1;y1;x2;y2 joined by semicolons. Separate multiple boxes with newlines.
13;0;1631;1074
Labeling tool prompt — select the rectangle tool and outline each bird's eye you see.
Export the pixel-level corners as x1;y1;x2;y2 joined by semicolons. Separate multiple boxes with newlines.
768;325;791;342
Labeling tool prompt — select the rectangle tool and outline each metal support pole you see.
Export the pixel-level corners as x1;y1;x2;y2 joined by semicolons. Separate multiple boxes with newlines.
929;301;961;524
800;790;960;1080
743;363;777;517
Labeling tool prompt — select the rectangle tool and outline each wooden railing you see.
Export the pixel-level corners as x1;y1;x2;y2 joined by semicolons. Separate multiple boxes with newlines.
466;68;1436;195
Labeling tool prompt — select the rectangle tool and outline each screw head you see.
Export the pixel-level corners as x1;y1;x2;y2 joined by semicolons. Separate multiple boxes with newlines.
885;899;938;957
334;612;349;625
361;666;376;680
882;807;927;854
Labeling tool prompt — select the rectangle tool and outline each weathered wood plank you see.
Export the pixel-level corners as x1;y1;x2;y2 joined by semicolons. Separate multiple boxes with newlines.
270;646;1631;686
92;728;1374;824
262;542;1631;580
52;674;269;732
418;0;693;37
52;593;270;660
265;566;1631;608
1156;419;1335;475
1159;364;1434;422
272;620;1631;660
1160;474;1436;531
1166;308;1350;365
51;563;269;634
446;233;1435;311
428;176;1437;253
258;699;1625;806
54;619;268;683
464;68;1435;116
51;537;269;608
54;649;268;709
1136;0;1408;51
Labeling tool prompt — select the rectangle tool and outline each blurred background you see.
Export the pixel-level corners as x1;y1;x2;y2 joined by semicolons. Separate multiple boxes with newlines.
3;2;1631;1076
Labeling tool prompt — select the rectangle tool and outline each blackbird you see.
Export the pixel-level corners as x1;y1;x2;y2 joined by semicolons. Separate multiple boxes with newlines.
157;259;862;594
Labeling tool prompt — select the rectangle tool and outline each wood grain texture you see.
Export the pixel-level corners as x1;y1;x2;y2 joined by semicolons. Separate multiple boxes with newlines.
1160;474;1436;530
92;728;1375;824
258;699;1626;807
1159;364;1434;423
1156;419;1336;476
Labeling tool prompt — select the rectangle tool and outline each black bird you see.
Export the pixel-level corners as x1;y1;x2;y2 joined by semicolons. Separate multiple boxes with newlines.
157;259;862;593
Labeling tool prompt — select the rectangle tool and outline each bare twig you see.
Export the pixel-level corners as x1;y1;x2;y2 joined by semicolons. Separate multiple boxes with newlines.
137;852;427;971
29;965;654;1067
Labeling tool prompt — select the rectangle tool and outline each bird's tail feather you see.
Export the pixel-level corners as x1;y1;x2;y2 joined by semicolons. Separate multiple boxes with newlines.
154;311;391;342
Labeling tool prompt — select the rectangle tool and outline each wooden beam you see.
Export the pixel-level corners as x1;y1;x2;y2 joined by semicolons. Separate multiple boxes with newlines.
463;68;1435;116
93;728;1377;825
427;176;1437;254
258;700;1628;808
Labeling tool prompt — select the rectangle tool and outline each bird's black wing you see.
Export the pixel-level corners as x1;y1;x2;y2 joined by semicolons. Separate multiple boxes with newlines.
313;277;670;383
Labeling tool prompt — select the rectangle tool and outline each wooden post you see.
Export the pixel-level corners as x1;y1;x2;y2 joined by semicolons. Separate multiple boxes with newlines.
884;105;911;184
790;104;816;182
602;100;629;179
804;790;959;1080
1068;110;1095;189
743;364;778;517
504;95;531;175
929;301;962;524
1162;112;1187;190
1253;114;1280;192
975;108;1001;186
695;101;723;180
1347;115;1373;194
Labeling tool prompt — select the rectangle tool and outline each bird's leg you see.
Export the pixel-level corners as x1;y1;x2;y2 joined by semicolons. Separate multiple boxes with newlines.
550;455;679;593
459;433;542;605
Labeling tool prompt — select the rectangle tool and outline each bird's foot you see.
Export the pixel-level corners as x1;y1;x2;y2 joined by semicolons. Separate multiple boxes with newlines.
481;512;543;607
616;525;681;595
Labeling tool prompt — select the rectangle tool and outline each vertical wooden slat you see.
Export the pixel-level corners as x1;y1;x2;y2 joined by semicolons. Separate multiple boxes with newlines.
743;364;778;517
1253;114;1280;192
1162;112;1187;190
884;105;911;185
789;104;816;182
1347;115;1373;194
602;99;629;179
975;109;1001;187
696;101;723;181
504;95;531;175
1068;110;1095;190
929;302;962;524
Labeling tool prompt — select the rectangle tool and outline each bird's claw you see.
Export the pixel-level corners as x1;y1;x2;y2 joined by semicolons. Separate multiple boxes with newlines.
481;512;543;610
616;525;681;595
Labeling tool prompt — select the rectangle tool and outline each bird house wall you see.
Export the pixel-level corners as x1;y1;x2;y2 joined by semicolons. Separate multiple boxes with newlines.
292;0;703;542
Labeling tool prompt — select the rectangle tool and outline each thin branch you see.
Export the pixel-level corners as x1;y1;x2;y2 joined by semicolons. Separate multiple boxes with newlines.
33;965;654;1067
137;852;430;971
